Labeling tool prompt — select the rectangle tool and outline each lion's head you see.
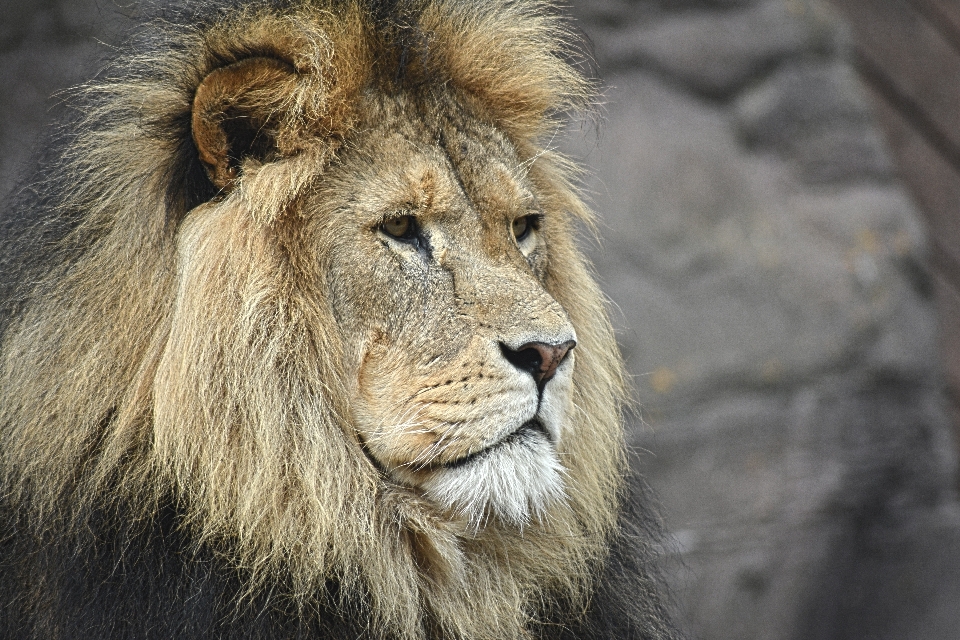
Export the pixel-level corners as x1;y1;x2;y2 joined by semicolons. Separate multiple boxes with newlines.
0;1;632;638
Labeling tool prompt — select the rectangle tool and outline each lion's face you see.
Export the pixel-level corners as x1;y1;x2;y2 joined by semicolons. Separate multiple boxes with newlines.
316;94;576;526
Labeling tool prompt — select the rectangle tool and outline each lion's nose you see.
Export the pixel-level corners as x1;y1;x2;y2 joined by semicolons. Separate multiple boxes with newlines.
500;340;576;385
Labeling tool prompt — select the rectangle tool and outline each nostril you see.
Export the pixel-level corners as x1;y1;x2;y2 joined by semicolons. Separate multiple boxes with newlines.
500;340;576;384
499;343;543;377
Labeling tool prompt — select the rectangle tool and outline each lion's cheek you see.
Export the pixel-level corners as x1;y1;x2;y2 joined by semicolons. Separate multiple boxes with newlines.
353;350;539;469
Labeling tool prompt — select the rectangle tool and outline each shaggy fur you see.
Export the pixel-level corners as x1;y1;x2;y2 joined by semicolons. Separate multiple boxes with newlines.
0;1;682;638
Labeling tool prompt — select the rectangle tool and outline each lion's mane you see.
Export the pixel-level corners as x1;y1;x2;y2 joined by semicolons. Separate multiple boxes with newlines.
0;1;680;639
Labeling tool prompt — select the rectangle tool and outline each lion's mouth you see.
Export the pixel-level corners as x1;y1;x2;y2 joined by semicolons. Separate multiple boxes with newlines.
440;419;549;470
356;419;551;475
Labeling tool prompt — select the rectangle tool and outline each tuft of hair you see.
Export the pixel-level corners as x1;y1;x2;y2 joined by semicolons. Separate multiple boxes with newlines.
0;1;680;639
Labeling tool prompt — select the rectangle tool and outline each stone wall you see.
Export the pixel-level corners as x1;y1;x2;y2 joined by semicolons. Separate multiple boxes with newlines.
2;1;959;638
566;1;960;638
0;0;135;196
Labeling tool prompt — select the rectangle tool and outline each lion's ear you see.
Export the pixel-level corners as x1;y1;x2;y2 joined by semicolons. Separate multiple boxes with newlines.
192;57;299;191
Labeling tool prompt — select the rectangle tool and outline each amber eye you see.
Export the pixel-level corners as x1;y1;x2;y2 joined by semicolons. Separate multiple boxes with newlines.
381;215;415;240
512;215;536;242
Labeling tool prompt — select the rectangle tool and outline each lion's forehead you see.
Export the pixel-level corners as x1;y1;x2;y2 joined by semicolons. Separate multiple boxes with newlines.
338;97;535;225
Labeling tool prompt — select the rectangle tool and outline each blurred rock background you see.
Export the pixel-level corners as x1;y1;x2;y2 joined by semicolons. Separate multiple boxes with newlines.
2;1;959;638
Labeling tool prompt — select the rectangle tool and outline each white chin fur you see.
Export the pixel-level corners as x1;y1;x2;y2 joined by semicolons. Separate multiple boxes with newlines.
419;431;566;528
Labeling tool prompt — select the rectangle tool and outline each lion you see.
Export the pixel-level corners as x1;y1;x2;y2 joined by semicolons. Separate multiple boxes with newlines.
0;1;681;638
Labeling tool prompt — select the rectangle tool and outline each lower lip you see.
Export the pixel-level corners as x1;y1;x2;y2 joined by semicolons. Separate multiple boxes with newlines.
442;419;547;470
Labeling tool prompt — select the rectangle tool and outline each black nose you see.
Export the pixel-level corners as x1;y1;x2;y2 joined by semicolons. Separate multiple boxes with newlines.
500;340;576;385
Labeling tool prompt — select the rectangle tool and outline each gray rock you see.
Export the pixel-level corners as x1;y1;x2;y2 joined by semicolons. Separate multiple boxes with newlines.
735;61;872;144
732;59;896;184
0;42;102;197
0;0;130;197
566;73;929;411
591;0;838;96
570;0;663;27
636;375;956;640
571;0;759;28
828;506;960;640
563;46;958;634
788;125;895;183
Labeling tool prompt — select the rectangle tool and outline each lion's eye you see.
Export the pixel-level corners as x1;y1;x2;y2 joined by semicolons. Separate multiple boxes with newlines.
381;215;416;241
512;215;539;243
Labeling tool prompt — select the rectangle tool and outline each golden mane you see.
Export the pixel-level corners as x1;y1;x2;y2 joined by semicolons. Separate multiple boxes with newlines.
0;2;675;639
